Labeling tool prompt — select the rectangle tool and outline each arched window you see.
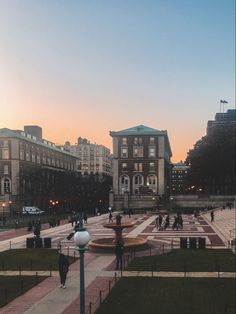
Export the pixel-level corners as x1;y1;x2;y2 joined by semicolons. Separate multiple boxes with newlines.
119;175;130;194
133;174;144;194
147;174;157;193
1;177;11;195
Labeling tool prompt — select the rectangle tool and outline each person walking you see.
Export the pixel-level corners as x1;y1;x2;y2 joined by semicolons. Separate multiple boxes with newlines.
109;211;113;223
210;210;214;222
58;253;69;288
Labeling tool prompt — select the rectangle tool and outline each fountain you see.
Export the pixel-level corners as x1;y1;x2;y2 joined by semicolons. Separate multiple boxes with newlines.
89;214;147;252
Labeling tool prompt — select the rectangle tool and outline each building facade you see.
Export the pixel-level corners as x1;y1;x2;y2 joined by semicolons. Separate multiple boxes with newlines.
170;161;190;194
207;109;236;135
0;126;77;215
110;125;172;209
64;137;111;176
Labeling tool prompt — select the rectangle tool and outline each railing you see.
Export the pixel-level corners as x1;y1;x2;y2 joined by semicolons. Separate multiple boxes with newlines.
0;272;45;308
86;243;173;314
85;272;119;314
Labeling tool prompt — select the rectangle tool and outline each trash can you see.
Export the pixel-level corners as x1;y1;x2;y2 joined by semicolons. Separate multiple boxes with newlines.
35;237;43;248
44;237;52;248
180;237;188;249
189;237;197;249
198;237;206;249
26;237;35;248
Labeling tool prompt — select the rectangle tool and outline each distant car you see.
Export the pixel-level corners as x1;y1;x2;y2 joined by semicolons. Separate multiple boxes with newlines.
22;206;45;215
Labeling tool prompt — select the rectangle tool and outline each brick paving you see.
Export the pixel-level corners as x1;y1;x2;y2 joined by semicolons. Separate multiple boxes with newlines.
0;209;235;313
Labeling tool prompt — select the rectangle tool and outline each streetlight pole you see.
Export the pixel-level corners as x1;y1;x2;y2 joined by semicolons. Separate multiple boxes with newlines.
9;201;12;217
74;213;90;314
2;203;5;226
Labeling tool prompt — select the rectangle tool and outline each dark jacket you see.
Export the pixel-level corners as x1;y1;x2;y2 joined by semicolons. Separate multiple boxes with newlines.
58;254;69;272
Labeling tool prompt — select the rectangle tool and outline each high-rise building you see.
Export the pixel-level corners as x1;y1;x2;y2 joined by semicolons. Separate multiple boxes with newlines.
0;126;77;214
170;161;190;194
65;137;111;176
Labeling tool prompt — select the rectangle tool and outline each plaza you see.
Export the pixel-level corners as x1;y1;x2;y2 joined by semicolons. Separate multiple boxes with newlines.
0;207;235;314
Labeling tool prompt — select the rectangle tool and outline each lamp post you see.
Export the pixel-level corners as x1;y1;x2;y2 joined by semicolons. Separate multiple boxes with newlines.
2;203;5;226
74;214;90;314
9;201;12;217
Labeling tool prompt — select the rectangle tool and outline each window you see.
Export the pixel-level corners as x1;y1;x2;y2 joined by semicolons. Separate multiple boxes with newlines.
149;162;155;171
32;153;36;163
134;175;142;185
122;137;127;145
120;175;130;193
133;146;143;158
4;178;11;193
148;147;156;157
134;137;138;144
149;137;155;144
2;147;9;159
3;165;9;175
37;154;41;164
138;137;142;144
134;163;142;172
122;163;127;171
121;147;128;158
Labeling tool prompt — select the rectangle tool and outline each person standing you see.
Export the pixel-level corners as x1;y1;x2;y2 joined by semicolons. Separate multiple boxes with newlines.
115;241;124;270
58;253;69;288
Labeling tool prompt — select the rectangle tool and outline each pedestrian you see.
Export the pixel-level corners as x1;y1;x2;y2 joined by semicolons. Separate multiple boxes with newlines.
83;212;88;224
14;220;19;229
158;214;163;230
210;210;214;222
58;253;69;288
128;208;131;218
109;211;113;223
115;241;124;270
164;215;170;229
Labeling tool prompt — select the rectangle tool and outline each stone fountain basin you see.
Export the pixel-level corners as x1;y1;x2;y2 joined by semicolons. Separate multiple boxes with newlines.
88;237;147;252
103;222;134;230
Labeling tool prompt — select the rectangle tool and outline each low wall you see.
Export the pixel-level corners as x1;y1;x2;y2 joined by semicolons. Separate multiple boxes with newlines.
171;195;236;209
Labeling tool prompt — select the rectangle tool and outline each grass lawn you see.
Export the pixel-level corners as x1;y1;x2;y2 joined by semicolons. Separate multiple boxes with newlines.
126;249;236;272
0;249;76;270
0;275;47;307
96;277;236;314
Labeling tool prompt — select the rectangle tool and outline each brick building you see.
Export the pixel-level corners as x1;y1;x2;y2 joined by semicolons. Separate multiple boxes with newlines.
0;126;77;215
109;125;172;210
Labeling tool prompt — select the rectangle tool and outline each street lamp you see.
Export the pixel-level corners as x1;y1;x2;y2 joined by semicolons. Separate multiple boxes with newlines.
2;203;5;226
74;215;90;314
9;201;12;216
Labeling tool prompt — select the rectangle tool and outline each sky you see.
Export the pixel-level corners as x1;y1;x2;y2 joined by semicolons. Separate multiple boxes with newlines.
0;0;235;162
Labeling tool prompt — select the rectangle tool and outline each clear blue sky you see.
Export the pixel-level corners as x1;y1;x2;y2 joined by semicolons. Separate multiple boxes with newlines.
0;0;235;161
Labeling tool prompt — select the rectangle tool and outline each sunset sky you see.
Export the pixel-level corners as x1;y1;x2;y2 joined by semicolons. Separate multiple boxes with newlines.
0;1;234;162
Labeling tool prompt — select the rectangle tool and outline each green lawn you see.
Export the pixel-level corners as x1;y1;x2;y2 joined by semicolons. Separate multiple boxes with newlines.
0;249;76;270
126;249;236;272
96;278;236;314
0;275;47;307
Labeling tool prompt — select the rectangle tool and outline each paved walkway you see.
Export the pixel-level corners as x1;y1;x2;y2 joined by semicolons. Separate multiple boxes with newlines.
201;208;236;244
0;209;235;314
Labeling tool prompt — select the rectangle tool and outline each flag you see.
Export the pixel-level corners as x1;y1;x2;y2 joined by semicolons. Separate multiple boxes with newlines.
220;100;228;104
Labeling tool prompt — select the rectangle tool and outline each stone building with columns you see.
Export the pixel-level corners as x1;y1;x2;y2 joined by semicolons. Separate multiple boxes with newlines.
109;125;172;210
